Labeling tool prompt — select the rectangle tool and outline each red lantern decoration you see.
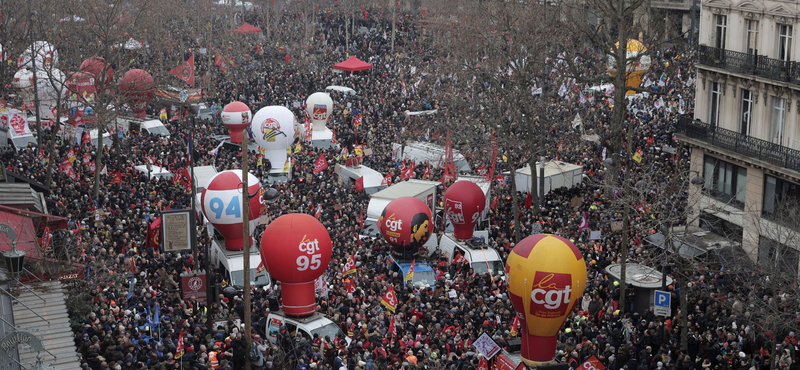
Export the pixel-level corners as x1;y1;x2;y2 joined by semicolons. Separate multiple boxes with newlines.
261;214;332;316
221;102;252;143
378;197;432;261
443;181;485;240
118;69;155;119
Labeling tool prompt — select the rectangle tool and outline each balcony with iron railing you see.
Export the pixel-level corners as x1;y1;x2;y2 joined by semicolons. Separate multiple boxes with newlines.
676;115;800;173
697;45;800;85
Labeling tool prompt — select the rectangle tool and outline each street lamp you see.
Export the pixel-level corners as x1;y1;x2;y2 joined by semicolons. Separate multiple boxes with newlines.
0;224;24;280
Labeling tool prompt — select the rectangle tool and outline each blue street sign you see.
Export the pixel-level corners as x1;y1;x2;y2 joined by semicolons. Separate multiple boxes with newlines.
654;290;671;316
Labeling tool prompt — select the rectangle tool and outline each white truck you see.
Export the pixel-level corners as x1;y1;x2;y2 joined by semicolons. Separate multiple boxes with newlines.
439;230;506;279
513;160;584;195
116;116;170;137
338;164;386;194
361;180;439;253
397;141;471;172
266;311;350;345
210;237;271;290
0;110;37;150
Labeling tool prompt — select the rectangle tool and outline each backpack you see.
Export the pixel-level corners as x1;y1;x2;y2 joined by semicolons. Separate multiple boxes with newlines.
249;347;261;362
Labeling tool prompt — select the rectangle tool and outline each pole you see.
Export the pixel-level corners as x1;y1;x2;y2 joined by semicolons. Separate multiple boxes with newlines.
242;132;253;370
190;121;198;263
538;156;545;206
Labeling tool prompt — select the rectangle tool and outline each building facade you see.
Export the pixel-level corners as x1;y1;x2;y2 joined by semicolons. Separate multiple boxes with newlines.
678;0;800;276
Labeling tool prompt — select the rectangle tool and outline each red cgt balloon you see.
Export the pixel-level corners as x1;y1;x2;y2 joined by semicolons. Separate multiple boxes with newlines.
443;181;486;240
261;213;332;316
378;197;432;261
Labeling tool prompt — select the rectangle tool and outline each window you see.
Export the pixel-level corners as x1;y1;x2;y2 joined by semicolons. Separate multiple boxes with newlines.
778;24;792;61
740;89;754;135
763;175;800;218
770;97;786;144
745;20;759;54
714;15;727;49
703;156;747;206
709;82;722;126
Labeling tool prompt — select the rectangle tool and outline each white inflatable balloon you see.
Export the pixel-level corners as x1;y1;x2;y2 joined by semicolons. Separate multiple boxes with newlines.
12;68;65;119
251;106;296;171
17;41;58;70
305;92;333;131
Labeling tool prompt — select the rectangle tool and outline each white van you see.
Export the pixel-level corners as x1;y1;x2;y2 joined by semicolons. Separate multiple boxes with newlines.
210;237;271;290
266;311;350;345
439;230;506;279
139;119;170;137
338;164;386;194
134;165;173;180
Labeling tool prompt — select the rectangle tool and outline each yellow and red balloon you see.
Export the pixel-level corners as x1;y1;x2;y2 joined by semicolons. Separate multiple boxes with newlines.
506;234;587;366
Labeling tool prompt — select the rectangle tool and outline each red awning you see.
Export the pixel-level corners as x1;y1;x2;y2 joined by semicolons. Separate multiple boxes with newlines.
0;209;43;259
333;56;373;72
233;22;263;34
0;205;68;230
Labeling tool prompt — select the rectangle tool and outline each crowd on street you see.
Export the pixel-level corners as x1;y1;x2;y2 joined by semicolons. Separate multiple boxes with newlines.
0;6;797;370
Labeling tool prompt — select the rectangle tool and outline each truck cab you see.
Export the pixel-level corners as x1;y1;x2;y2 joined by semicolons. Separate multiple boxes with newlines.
266;311;351;345
439;231;506;280
390;260;438;287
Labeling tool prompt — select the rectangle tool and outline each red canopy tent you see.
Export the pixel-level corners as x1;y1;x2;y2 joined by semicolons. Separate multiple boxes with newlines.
333;56;373;72
233;22;263;34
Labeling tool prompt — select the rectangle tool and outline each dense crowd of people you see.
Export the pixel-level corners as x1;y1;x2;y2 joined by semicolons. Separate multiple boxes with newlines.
0;5;797;370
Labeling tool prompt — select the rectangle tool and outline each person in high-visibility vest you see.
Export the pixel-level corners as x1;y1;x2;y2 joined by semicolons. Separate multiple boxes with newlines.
208;345;220;369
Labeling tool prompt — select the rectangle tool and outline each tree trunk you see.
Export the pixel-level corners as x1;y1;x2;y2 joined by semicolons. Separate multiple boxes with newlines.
527;156;540;217
93;111;105;200
510;167;522;243
679;262;689;352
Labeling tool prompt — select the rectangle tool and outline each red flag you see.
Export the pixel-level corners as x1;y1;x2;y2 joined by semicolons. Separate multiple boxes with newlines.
579;212;589;231
380;286;398;313
491;196;498;211
342;253;357;276
577;356;606;370
381;174;392;186
453;253;468;265
313;154;328;174
355;176;364;192
359;210;364;231
131;257;136;272
402;161;415;180
477;357;489;370
214;52;228;72
524;192;532;209
344;278;356;294
441;131;456;184
82;153;91;164
111;171;122;185
510;315;519;336
168;55;195;86
314;204;322;219
146;217;162;250
82;131;91;145
175;329;185;359
175;167;193;194
423;162;430;180
388;315;397;336
354;114;363;128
